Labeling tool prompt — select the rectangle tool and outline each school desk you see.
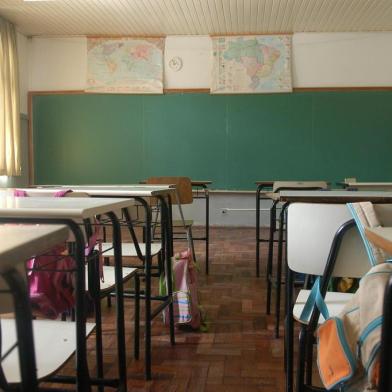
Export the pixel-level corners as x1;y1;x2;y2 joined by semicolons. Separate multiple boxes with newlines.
0;224;69;391
29;184;176;380
344;182;392;191
0;195;133;391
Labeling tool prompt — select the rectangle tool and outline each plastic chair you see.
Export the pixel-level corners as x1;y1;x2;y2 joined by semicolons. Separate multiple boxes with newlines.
262;181;329;324
286;203;371;392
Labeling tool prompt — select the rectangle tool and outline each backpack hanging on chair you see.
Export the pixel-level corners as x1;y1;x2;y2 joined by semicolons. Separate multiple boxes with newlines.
160;249;201;329
313;202;392;391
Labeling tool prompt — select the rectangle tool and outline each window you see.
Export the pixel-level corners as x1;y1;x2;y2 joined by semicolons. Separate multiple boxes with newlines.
0;17;21;176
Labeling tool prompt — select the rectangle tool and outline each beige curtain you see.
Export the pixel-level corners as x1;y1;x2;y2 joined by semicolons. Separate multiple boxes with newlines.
0;17;21;176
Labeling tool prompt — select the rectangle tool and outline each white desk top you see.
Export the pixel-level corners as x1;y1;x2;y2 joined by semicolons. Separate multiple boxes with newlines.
0;196;134;219
346;182;392;186
32;185;175;197
279;190;392;203
0;225;68;272
346;182;392;189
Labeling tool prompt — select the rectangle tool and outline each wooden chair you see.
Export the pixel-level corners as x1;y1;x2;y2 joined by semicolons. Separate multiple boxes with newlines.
146;176;196;260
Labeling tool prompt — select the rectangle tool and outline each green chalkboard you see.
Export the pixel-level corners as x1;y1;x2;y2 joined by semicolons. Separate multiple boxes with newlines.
32;92;392;190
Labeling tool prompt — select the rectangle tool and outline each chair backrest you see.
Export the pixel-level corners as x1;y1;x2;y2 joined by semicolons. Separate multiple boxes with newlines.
272;180;328;193
287;203;370;277
146;177;193;205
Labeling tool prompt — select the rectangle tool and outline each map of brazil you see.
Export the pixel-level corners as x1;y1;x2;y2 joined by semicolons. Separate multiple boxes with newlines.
211;35;292;94
86;37;164;94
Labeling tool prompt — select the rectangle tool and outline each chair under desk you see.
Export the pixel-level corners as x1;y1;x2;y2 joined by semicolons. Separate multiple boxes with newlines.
190;180;211;274
29;184;176;380
0;224;69;392
0;195;133;391
140;179;212;273
255;181;329;320
279;191;392;392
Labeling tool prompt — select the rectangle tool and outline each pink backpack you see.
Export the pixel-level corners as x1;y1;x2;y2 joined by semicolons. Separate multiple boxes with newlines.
161;249;201;329
14;189;101;318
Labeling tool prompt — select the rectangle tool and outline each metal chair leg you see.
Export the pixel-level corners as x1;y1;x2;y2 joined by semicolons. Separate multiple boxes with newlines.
134;274;140;360
275;202;289;338
266;201;278;315
296;326;307;392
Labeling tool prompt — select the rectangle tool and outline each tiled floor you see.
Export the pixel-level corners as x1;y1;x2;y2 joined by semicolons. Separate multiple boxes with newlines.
64;226;286;391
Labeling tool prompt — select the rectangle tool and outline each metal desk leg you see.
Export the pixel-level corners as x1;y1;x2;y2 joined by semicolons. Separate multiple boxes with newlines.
158;195;175;346
275;202;289;339
285;267;294;392
2;268;39;392
106;212;127;391
134;274;140;360
135;198;152;380
256;184;262;277
205;187;210;275
266;200;278;315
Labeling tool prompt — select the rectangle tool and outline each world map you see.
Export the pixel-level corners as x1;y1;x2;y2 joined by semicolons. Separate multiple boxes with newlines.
86;37;164;94
211;35;292;94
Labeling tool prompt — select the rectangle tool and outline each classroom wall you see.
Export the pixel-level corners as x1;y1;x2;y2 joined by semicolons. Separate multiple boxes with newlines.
29;32;392;90
28;32;392;226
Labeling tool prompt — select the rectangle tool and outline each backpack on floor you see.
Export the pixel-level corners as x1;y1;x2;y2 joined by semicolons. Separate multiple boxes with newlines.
160;249;201;329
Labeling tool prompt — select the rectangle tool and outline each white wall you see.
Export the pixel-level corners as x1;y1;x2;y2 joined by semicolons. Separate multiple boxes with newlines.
293;33;392;87
30;33;392;91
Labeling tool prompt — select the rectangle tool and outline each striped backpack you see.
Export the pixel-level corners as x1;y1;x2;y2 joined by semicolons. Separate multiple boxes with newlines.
160;249;201;329
315;202;391;391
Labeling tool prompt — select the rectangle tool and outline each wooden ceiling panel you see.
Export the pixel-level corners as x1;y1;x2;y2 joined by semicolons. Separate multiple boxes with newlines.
0;0;391;36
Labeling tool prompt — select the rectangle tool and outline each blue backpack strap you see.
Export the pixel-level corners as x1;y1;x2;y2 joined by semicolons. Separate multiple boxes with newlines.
299;277;329;323
347;203;377;266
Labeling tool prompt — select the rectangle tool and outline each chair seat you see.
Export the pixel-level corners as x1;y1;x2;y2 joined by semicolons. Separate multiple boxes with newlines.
1;318;95;383
293;289;354;324
86;265;137;291
100;242;162;257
